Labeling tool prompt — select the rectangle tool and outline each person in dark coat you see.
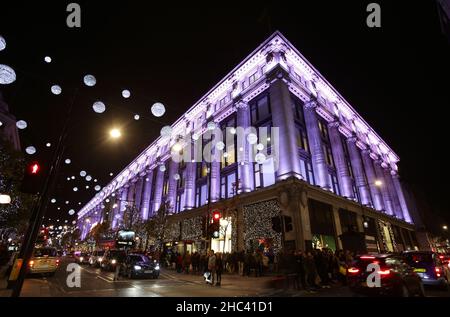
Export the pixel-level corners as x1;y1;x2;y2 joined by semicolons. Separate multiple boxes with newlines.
215;253;224;286
294;250;306;290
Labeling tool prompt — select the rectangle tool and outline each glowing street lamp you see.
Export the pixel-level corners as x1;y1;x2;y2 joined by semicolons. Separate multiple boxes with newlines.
374;180;383;187
444;225;448;231
110;128;121;139
0;194;11;204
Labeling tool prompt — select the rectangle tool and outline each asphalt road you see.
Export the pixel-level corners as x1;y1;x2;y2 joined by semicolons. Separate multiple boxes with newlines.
19;257;450;297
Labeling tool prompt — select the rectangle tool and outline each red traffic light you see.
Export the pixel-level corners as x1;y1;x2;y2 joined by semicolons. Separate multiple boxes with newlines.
29;162;40;174
212;211;221;221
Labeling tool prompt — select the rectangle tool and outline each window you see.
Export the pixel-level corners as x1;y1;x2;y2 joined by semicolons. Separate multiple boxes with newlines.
220;116;237;168
249;71;258;85
254;158;276;189
220;170;238;199
250;94;271;125
196;183;209;207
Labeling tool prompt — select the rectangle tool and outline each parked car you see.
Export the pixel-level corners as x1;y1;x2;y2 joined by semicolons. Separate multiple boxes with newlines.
28;247;60;276
120;254;160;279
403;251;450;290
100;249;126;271
347;254;424;297
89;250;105;267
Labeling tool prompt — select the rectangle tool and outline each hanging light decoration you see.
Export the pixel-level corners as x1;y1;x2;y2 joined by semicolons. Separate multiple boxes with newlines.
255;153;267;164
0;64;16;84
173;173;180;180
256;143;264;151
68;209;75;216
192;133;200;141
83;74;96;87
160;125;172;138
25;146;36;155
94;185;101;191
159;165;166;172
92;101;106;113
216;141;225;151
65;158;71;164
73;187;78;192
122;89;131;98
247;133;258;145
80;170;87;177
151;102;165;117
0;35;6;51
16;120;27;130
46;143;51;147
134;114;140;120
51;85;62;95
86;175;92;182
51;198;56;204
44;56;52;63
207;121;216;130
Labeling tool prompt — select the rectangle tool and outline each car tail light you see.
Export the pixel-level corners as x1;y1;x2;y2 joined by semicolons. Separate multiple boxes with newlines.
435;267;441;277
378;269;390;276
348;267;360;274
439;255;444;259
360;256;375;259
29;260;34;267
56;259;60;265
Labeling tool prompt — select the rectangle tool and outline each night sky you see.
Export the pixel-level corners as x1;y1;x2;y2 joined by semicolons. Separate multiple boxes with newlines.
1;1;449;228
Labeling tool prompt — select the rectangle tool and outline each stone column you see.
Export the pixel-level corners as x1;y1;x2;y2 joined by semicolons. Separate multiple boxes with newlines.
184;162;197;209
111;191;120;228
117;187;129;228
134;176;144;213
374;160;394;215
392;173;412;223
140;170;153;220
166;160;179;211
304;100;331;189
268;71;303;180
332;206;343;250
210;148;221;202
236;100;254;192
328;122;354;198
383;167;403;219
346;137;371;205
153;166;165;212
361;149;384;211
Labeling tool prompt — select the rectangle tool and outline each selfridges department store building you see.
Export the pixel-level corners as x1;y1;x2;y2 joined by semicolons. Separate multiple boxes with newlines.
78;32;423;254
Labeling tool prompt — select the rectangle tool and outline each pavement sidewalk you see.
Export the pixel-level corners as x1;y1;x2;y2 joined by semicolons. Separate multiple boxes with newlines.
0;265;52;297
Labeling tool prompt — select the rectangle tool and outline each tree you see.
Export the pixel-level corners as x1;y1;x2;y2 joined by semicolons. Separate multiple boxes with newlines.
0;139;36;244
145;202;170;252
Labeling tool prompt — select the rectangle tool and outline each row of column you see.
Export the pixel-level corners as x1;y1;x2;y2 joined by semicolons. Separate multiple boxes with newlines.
267;73;412;223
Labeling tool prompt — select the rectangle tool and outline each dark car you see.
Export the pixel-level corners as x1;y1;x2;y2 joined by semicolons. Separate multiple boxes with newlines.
347;254;424;297
403;251;450;290
100;249;126;271
120;254;160;279
75;252;90;265
89;250;105;267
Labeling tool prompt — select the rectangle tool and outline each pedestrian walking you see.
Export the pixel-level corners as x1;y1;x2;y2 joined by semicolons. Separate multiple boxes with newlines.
207;250;217;285
216;253;223;286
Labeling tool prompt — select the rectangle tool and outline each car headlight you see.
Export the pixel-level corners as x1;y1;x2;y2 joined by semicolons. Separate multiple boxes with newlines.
80;257;84;261
155;265;160;270
98;257;103;262
111;259;117;264
134;265;142;271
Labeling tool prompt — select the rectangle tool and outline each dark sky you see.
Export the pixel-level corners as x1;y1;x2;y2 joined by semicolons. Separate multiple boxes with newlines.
1;1;449;227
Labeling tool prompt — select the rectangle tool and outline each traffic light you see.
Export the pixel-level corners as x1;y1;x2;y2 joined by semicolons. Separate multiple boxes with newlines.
271;216;282;233
209;210;221;238
20;161;44;194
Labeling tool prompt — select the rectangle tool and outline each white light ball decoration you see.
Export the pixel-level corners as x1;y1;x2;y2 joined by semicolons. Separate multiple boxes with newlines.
25;146;36;155
134;114;140;120
85;185;89;189
207;121;216;131
256;143;264;151
51;198;56;204
73;187;78;192
68;209;75;216
109;172;113;176
0;121;2;127
92;101;106;113
247;133;258;145
223;152;229;158
46;143;51;147
173;173;180;181
57;207;61;210
230;127;237;135
105;198;110;203
65;201;69;204
255;153;267;164
65;158;71;164
44;56;52;63
0;64;16;84
0;36;5;51
16;120;27;130
67;177;71;181
192;133;199;141
151;102;166;117
159;165;166;172
71;176;75;180
51;85;62;95
83;74;96;87
160;125;172;138
72;220;76;225
122;89;131;98
94;179;97;182
80;170;87;177
94;185;101;191
86;175;92;182
216;141;225;151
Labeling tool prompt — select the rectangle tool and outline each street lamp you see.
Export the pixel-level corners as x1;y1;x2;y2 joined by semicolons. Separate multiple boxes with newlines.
109;128;122;139
444;225;448;231
0;194;11;204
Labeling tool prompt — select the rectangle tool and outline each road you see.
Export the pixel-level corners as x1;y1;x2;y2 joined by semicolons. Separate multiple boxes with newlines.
15;257;450;297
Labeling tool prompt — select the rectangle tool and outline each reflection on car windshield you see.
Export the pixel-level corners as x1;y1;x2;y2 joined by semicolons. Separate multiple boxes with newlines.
33;248;57;257
405;253;433;264
130;255;149;263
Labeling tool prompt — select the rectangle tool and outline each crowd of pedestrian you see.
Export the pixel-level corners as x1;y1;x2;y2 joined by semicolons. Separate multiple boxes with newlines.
160;247;356;291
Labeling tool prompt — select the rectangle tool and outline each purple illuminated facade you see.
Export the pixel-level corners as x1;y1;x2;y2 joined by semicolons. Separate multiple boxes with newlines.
78;32;420;253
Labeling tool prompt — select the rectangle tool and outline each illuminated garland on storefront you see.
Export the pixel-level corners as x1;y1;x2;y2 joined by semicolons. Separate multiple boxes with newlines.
181;216;203;240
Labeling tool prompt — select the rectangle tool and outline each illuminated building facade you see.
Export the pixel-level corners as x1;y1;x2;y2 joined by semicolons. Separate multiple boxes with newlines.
78;32;421;253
